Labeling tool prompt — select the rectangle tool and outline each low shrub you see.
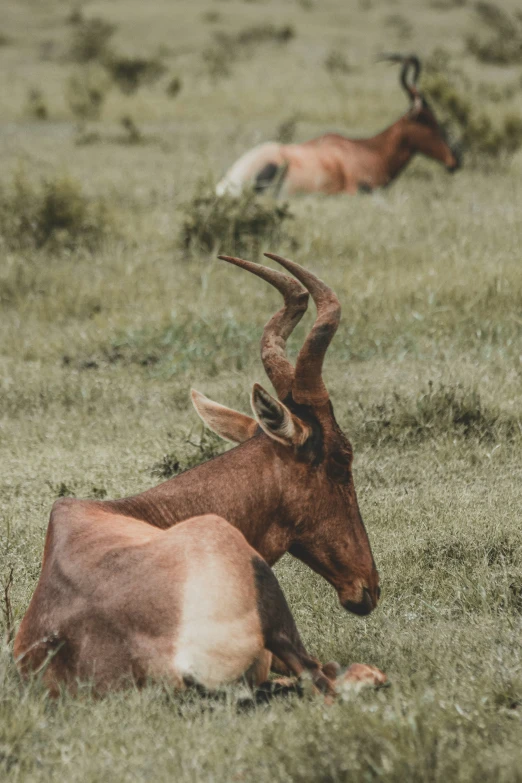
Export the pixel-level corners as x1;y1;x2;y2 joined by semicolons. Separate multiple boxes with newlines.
354;383;521;446
104;54;166;94
0;172;113;252
423;67;522;160
179;185;296;256
233;24;294;46
68;16;116;63
466;2;522;65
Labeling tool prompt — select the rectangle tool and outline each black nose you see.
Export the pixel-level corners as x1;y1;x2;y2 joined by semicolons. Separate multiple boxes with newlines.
343;587;375;616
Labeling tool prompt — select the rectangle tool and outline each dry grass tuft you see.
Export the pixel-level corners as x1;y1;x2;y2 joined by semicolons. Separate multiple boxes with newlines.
179;186;296;256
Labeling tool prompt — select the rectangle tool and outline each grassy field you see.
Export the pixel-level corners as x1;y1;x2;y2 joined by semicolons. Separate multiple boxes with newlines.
1;0;522;780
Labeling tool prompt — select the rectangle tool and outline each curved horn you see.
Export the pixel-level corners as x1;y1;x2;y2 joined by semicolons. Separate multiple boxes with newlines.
217;255;309;400
264;253;341;406
380;53;422;102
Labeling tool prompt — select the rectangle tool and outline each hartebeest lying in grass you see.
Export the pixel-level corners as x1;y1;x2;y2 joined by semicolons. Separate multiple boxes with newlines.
14;512;386;695
216;55;461;196
15;253;382;693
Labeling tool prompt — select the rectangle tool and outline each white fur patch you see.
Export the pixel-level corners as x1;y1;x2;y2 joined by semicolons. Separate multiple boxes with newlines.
172;559;262;689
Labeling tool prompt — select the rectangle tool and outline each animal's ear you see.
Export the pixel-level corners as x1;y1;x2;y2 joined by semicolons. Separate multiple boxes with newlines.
251;383;311;447
191;390;258;444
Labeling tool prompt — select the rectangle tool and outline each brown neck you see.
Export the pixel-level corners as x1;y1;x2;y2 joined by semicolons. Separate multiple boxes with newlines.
358;116;415;186
100;434;293;565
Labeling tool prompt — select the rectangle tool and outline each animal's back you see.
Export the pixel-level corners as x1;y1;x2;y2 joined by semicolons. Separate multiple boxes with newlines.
14;507;265;694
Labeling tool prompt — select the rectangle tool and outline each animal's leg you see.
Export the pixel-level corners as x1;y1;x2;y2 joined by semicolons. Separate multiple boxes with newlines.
244;649;272;687
251;556;335;696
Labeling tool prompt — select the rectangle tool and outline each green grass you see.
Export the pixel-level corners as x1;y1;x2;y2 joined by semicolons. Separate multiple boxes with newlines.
1;0;522;780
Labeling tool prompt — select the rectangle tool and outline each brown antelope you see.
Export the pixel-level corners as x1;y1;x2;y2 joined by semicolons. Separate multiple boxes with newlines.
15;252;382;692
216;55;461;196
14;511;386;695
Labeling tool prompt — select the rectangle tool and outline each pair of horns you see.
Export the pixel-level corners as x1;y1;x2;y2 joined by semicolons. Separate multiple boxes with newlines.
380;53;422;104
217;253;341;406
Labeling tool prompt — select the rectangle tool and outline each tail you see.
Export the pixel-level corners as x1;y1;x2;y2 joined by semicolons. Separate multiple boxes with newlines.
216;142;285;196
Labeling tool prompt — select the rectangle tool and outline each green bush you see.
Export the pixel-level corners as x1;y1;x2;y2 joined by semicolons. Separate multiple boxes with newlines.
179;186;296;256
104;54;166;94
467;2;522;65
68;16;116;63
0;172;113;252
232;24;294;46
354;383;521;446
423;68;522;160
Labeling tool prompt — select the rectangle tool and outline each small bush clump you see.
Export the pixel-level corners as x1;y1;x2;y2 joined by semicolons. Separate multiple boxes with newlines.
423;67;522;160
0;172;113;252
324;49;352;74
232;24;294;47
68;16;116;63
104;54;166;94
180;186;296;256
467;2;522;65
354;383;521;446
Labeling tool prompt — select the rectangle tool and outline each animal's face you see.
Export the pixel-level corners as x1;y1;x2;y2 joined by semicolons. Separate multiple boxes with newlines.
410;100;461;172
282;395;380;615
192;383;380;617
192;252;380;617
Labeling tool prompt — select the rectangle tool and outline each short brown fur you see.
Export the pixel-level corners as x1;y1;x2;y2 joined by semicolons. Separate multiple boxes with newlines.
216;56;460;197
15;252;380;687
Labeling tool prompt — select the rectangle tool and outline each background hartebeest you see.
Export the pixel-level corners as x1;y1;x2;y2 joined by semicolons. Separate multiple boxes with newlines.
216;55;461;196
15;252;380;687
14;511;386;695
